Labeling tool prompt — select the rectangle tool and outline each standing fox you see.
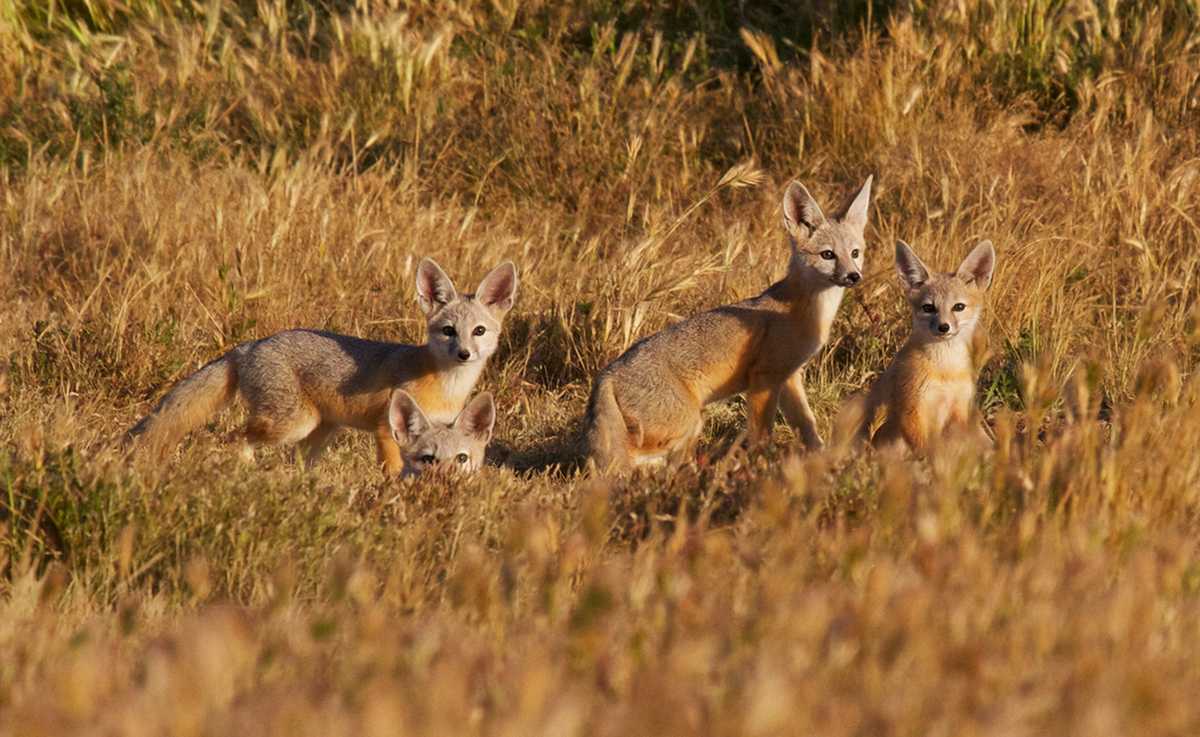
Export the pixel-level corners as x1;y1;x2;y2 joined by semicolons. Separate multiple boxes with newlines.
126;259;518;475
387;390;496;477
849;239;995;455
586;176;873;473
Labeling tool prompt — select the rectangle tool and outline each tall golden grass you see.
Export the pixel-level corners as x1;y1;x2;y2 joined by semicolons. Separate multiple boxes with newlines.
2;0;1199;734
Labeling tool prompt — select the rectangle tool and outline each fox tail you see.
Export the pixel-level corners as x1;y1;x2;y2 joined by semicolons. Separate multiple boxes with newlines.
126;350;241;455
584;377;636;475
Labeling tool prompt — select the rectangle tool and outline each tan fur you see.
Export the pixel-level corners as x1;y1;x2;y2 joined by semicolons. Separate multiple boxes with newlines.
855;239;996;456
127;259;518;475
586;177;874;474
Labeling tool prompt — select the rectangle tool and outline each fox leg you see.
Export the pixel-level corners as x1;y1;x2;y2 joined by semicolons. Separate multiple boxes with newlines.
778;371;824;450
375;425;403;477
300;423;339;468
663;414;703;466
897;411;929;458
226;417;256;464
606;377;703;471
243;403;321;460
239;369;320;453
235;437;257;464
745;380;781;446
627;410;701;468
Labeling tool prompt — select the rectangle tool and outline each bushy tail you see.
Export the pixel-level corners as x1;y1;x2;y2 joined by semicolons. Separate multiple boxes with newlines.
584;378;634;475
126;351;240;455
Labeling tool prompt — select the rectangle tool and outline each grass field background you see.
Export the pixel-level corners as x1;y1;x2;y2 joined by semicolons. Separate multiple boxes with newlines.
2;1;1200;734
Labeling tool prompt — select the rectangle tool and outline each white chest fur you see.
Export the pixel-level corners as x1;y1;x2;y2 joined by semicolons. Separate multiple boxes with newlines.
813;286;846;335
915;339;976;436
428;361;486;423
794;285;845;361
920;380;975;434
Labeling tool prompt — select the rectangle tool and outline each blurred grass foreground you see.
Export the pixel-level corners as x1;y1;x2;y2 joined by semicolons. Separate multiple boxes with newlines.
2;1;1200;735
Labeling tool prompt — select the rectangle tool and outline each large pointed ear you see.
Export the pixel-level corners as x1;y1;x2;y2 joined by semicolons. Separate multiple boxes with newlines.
839;175;873;232
475;261;518;317
894;240;931;290
416;258;458;315
455;392;496;443
782;181;826;241
388;390;431;444
956;240;996;290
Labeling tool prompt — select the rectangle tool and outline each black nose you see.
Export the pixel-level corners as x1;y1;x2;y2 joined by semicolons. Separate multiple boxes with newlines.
845;272;861;284
458;350;471;360
938;323;950;333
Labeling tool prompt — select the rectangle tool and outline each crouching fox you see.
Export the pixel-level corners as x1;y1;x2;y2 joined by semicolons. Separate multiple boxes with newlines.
386;390;495;477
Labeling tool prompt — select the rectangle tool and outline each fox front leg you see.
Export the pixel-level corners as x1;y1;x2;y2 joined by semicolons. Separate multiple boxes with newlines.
778;370;824;450
745;380;782;446
375;425;404;477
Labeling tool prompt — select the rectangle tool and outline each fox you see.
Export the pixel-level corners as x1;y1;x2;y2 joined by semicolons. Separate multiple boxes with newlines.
126;258;518;475
387;390;496;477
847;239;996;456
585;176;874;474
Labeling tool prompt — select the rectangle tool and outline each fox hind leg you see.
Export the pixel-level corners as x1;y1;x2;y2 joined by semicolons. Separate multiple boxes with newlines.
590;377;700;474
663;414;703;467
300;423;340;468
242;404;321;459
236;363;321;454
628;385;703;468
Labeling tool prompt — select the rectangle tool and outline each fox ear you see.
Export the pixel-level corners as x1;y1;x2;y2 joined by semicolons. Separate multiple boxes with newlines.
388;390;431;444
956;240;996;290
416;258;458;315
782;181;826;242
476;261;519;317
894;240;931;290
455;392;496;443
840;175;873;232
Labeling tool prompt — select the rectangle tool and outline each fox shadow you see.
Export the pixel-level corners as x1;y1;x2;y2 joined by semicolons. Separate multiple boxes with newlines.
486;396;762;481
488;419;589;478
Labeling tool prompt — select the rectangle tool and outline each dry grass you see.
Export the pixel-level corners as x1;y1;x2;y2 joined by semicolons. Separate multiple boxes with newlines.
2;0;1200;734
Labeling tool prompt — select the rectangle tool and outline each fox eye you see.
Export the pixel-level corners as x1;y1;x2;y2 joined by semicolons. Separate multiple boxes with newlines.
419;454;436;464
851;249;860;259
921;304;936;314
455;453;469;464
952;303;966;312
820;250;836;260
441;325;456;337
472;326;486;337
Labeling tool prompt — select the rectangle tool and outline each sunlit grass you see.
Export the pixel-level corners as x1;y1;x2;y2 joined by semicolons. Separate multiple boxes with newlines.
2;1;1199;734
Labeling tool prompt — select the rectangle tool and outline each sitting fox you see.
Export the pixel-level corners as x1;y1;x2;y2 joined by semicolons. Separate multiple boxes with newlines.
126;259;518;475
851;239;996;455
585;176;873;473
387;390;495;477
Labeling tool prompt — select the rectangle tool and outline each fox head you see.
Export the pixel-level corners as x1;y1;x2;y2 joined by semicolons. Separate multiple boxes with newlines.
416;259;519;366
894;239;996;342
388;390;496;477
782;176;873;288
